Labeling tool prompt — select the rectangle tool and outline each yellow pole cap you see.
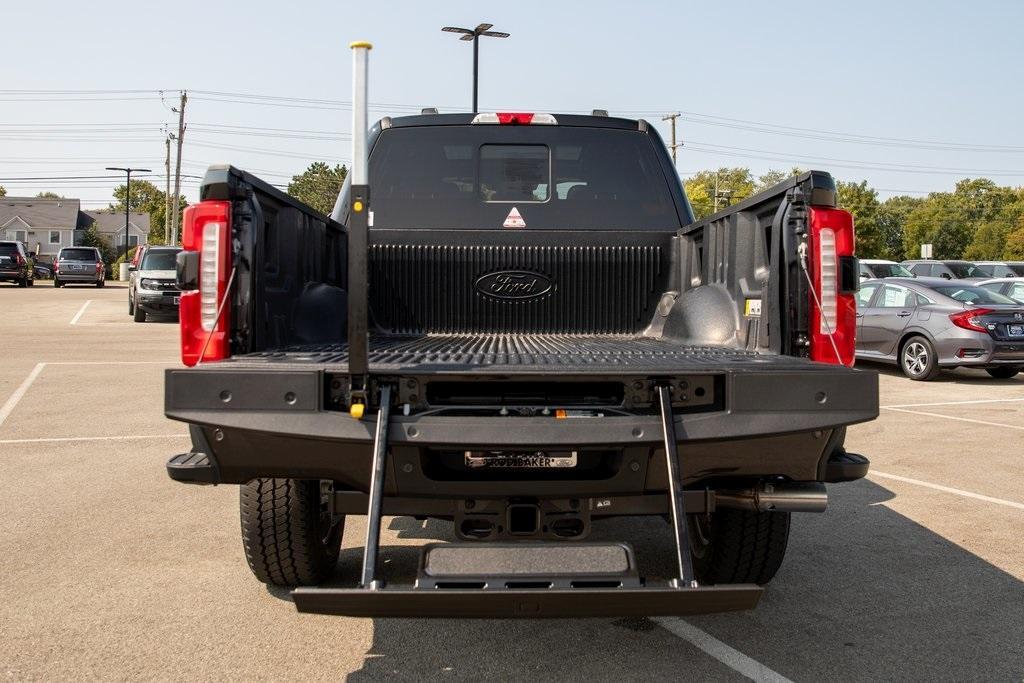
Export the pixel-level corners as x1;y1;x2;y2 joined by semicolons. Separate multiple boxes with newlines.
349;41;373;49
349;403;365;419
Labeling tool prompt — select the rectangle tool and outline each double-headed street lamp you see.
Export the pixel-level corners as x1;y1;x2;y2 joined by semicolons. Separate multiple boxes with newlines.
441;23;509;113
106;166;150;259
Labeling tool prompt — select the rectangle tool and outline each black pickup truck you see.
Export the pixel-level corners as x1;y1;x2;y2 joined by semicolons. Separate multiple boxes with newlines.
165;112;877;617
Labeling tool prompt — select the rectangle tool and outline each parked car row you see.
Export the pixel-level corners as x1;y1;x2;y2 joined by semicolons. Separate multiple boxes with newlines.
861;258;1024;282
127;245;183;322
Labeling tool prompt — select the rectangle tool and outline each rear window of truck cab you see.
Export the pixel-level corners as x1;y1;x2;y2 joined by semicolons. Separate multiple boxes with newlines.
367;126;681;230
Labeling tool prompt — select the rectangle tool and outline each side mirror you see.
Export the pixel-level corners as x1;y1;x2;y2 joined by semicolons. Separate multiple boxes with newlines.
128;265;137;272
176;251;199;291
27;251;36;259
940;272;952;279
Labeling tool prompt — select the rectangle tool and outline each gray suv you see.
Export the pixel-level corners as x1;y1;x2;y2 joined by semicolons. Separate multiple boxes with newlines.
128;246;182;322
54;247;104;287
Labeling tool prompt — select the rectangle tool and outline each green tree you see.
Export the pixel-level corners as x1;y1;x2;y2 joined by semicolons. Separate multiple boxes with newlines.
683;167;756;220
754;167;804;193
876;195;923;261
287;162;348;215
37;191;63;199
903;194;973;259
110;179;186;244
0;185;6;197
1005;223;1024;260
836;180;882;258
79;225;116;272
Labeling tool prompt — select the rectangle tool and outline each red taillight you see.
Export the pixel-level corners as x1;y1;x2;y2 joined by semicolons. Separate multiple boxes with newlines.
471;112;558;125
949;308;992;333
808;207;856;366
16;254;25;266
180;200;231;367
95;261;102;273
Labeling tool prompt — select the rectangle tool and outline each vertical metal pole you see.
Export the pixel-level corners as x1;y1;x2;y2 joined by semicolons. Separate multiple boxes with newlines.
347;41;372;381
472;34;479;113
171;91;186;245
124;168;131;258
360;384;392;589
657;384;698;587
164;136;172;245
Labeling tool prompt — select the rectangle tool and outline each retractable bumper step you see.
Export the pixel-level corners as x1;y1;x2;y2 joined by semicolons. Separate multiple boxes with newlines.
166;451;216;484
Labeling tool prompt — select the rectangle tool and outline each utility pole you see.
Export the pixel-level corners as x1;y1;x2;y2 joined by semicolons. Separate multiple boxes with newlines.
714;172;719;213
164;133;172;245
171;90;187;245
661;113;681;165
441;24;510;112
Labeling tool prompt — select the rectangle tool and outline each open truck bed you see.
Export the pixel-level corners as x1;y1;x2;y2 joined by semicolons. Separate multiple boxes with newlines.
165;104;876;618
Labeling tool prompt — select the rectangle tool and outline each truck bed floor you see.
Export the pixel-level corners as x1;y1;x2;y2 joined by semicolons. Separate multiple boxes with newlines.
226;334;838;375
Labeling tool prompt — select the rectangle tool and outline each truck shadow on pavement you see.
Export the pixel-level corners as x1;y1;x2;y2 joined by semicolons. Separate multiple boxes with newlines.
270;480;1024;680
856;359;1024;385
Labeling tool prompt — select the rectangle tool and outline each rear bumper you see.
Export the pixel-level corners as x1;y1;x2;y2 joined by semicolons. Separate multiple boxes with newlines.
165;364;877;494
56;272;101;282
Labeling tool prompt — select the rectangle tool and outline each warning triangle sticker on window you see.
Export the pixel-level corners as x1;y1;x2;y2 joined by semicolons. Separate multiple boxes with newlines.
503;206;526;229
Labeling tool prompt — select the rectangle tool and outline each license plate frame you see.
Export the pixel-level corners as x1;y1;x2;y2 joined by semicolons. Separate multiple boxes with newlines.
1007;324;1024;337
464;450;578;469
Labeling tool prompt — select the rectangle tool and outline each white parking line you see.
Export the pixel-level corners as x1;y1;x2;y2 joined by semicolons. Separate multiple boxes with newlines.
0;434;188;444
655;618;794;682
882;397;1024;409
44;361;175;365
882;406;1024;431
69;300;92;325
871;471;1024;511
0;363;45;429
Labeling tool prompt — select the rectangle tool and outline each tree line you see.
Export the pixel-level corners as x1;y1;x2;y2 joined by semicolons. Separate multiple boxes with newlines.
684;168;1024;261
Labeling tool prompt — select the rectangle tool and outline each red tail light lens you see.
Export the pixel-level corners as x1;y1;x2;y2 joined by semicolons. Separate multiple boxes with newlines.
808;207;856;366
16;254;25;266
471;112;558;125
949;308;992;333
95;261;102;273
179;200;231;366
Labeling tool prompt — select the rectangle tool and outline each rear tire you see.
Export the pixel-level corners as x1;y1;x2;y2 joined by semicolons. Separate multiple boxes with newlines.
133;306;146;322
900;335;941;381
53;278;61;288
96;279;104;288
240;478;344;587
986;367;1020;379
689;509;790;585
17;277;26;288
27;278;34;287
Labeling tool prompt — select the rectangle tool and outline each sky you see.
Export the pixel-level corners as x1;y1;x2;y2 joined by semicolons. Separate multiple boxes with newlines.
2;0;1024;207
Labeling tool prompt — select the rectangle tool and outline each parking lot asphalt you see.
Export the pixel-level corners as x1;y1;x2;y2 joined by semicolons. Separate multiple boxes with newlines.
1;282;1022;681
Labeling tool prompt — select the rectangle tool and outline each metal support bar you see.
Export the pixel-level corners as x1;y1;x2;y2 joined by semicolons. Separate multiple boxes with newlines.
656;383;698;587
359;384;392;589
347;41;372;382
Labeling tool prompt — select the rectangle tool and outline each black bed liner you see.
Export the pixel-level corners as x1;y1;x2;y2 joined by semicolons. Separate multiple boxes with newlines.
223;334;841;375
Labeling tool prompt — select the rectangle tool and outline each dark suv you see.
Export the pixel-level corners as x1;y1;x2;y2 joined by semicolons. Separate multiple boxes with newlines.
0;241;35;287
54;247;105;287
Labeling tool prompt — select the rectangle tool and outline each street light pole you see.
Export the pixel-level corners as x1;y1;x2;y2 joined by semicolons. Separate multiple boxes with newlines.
442;23;510;113
106;166;151;261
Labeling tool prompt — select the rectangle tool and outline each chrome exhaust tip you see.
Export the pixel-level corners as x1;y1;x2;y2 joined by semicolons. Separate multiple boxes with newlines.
717;481;828;513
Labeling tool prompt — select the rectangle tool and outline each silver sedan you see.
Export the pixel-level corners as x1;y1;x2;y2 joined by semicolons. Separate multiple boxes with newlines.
855;277;1024;380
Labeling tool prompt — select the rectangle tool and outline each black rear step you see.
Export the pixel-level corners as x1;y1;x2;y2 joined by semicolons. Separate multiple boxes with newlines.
290;380;763;617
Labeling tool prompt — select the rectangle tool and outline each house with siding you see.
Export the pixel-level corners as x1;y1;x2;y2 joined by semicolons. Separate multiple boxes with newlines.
0;197;150;260
0;197;85;260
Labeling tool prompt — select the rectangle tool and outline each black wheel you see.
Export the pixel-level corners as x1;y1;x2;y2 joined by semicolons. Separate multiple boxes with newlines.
986;366;1020;379
240;478;344;587
900;335;941;381
133;305;146;322
53;278;61;288
17;277;27;288
688;508;790;585
96;279;104;288
27;278;34;287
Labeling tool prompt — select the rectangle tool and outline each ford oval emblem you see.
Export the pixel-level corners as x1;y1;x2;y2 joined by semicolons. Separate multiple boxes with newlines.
474;270;553;300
